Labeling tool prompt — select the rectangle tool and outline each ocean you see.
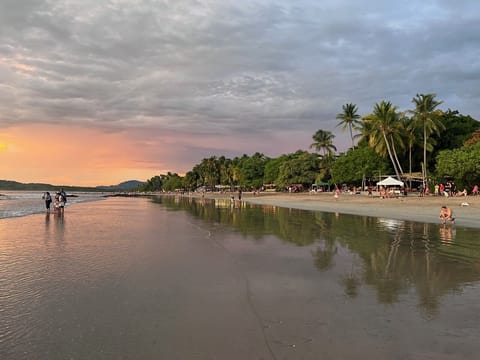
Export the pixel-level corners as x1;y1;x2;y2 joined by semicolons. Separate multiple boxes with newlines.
1;194;480;359
0;190;105;219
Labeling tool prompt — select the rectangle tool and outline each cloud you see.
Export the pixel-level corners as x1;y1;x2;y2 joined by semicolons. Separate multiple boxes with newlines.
0;0;479;176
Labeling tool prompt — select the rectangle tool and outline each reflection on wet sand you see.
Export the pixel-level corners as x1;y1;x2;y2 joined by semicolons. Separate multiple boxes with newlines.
155;194;480;317
439;225;455;245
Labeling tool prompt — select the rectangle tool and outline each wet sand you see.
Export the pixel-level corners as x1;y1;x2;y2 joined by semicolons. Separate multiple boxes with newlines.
3;196;480;359
199;191;480;228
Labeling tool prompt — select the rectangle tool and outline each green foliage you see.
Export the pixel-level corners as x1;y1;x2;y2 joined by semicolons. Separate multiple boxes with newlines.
161;173;184;191
310;129;337;157
139;175;163;192
435;142;480;188
235;152;269;188
183;170;200;191
431;109;480;156
336;103;361;147
263;156;286;185
363;100;405;179
410;93;444;181
331;146;391;184
276;151;320;188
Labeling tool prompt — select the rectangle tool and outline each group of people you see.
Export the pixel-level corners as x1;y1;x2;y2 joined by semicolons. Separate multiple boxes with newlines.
432;182;478;197
420;182;479;198
42;189;67;214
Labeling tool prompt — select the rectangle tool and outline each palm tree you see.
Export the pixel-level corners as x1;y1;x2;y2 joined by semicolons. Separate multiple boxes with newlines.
363;101;404;180
410;94;444;185
404;117;419;188
310;129;337;157
336;103;361;148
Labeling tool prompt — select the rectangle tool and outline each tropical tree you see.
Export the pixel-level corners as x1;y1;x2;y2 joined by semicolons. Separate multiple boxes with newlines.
336;103;361;148
435;142;480;188
409;93;444;184
264;156;287;185
162;172;184;191
403;116;423;188
430;110;480;161
140;175;163;191
276;150;320;188
363;101;405;180
184;170;200;190
331;145;391;186
236;152;268;189
310;129;337;157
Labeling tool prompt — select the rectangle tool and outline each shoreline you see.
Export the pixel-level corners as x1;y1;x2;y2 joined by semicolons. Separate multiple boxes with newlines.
190;191;480;229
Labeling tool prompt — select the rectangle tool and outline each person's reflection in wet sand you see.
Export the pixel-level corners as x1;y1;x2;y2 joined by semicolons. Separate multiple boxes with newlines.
439;225;455;245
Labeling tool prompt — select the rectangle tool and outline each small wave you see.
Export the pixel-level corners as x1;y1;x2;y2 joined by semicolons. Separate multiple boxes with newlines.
0;192;105;219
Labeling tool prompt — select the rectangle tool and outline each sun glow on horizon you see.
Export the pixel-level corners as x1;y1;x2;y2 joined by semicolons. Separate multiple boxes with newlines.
0;124;165;186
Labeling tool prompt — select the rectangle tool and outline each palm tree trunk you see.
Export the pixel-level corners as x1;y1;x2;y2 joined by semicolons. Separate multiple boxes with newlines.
409;144;412;190
349;125;354;148
382;131;401;180
423;121;427;185
390;136;404;176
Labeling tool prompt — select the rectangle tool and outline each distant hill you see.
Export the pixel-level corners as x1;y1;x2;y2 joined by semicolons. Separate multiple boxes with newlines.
0;179;144;192
95;180;145;191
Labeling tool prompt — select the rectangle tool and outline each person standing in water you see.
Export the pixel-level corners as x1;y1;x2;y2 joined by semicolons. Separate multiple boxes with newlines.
58;191;66;214
42;192;52;213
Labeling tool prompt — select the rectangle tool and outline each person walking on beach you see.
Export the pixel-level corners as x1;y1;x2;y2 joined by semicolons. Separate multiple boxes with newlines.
334;186;340;200
58;191;66;214
419;183;424;197
42;192;52;213
439;205;455;225
238;189;242;201
473;184;479;196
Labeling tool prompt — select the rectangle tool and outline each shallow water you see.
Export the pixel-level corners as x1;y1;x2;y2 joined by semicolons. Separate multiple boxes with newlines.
1;195;480;359
0;191;104;219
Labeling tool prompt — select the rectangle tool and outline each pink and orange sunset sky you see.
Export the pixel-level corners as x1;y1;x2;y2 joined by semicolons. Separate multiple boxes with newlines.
1;1;479;186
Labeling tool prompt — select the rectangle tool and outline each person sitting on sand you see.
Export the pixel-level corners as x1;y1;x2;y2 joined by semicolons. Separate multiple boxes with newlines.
439;205;455;225
456;189;467;197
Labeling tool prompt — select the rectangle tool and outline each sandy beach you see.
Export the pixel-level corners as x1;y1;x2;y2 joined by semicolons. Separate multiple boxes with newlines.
199;191;480;229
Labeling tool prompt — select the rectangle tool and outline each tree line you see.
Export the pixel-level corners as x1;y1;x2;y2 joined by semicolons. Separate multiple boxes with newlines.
140;93;480;192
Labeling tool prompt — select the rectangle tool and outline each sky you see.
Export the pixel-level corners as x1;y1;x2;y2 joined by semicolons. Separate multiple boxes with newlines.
1;0;479;186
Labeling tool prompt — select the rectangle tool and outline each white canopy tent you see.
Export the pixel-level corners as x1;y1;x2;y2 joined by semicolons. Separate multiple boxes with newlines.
376;176;404;187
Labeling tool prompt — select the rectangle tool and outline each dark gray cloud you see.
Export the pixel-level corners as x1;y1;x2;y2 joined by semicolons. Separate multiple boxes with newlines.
1;0;479;147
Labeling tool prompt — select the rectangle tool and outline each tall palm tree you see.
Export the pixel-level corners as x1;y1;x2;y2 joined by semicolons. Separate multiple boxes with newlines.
336;103;361;148
404;117;419;188
363;101;404;180
410;94;444;184
310;129;337;157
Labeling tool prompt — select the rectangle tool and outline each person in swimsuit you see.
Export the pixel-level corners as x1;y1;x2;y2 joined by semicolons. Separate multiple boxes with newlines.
439;205;455;225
